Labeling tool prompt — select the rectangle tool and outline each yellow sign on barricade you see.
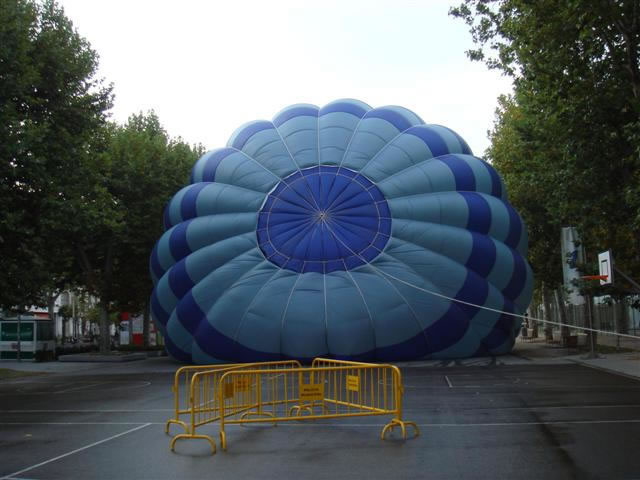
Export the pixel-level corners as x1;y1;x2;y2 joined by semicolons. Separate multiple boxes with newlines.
346;374;360;392
234;375;252;392
299;382;324;401
167;357;419;455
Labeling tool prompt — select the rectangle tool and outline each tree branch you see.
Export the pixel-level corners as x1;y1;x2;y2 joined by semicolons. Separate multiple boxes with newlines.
75;244;96;292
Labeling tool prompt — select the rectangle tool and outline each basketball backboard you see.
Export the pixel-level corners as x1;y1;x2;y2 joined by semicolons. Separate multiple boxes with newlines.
598;250;614;286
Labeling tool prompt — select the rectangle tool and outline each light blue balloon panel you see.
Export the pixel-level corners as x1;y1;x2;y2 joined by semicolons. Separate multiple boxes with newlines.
150;99;533;363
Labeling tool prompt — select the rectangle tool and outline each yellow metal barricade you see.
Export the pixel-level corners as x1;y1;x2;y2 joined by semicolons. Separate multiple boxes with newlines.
311;357;375;368
166;363;246;435
217;362;419;452
169;360;301;453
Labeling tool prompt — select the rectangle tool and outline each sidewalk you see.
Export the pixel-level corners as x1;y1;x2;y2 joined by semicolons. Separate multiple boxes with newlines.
1;342;639;380
0;355;180;375
513;338;640;380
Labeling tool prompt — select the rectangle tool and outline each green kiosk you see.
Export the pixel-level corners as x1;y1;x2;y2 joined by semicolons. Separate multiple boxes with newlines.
0;313;55;361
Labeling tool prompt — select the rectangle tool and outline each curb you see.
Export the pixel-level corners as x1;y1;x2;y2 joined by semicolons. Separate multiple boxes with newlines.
567;358;640;382
58;353;147;363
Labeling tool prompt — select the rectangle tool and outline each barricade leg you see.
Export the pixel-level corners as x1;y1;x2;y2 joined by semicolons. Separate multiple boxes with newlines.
220;430;227;451
289;401;329;417
165;419;188;435
170;432;216;454
381;418;420;440
168;374;218;454
240;411;276;420
240;373;276;421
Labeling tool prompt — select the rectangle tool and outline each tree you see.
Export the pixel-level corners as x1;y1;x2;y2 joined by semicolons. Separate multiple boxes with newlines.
0;0;112;311
0;1;202;353
451;1;640;295
486;94;565;284
107;112;204;346
70;112;202;353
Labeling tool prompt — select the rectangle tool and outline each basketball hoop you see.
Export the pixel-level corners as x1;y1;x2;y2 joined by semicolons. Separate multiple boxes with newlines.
580;275;608;281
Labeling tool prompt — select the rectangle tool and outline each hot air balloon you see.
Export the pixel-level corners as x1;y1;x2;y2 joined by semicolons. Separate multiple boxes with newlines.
150;99;533;363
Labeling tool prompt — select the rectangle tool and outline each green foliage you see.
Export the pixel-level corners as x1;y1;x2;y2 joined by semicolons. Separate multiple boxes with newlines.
80;302;100;325
451;0;640;294
68;111;201;352
0;0;112;309
486;95;565;284
0;1;203;352
101;112;203;316
57;304;73;320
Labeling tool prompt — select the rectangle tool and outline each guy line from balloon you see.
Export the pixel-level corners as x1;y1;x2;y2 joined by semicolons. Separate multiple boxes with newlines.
318;217;640;341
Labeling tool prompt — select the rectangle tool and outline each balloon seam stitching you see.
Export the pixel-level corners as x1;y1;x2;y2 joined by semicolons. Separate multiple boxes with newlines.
224;146;282;183
363;261;429;353
158;230;258;281
323;273;329;354
324;107;370;206
339;122;423;175
191;248;265;315
321;221;429;351
231;267;285;347
278;273;303;356
343;269;377;355
379;156;470;197
272;120;323;212
319;214;538;342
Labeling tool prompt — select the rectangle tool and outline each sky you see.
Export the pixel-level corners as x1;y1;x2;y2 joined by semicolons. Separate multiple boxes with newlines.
57;0;513;156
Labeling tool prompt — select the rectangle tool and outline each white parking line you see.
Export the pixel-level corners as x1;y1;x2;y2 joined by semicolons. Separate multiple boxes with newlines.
444;375;453;388
0;422;163;425
0;409;171;413
423;419;640;427
53;383;102;394
251;420;640;427
399;384;640;390
3;404;639;415
0;423;151;480
2;419;638;429
9;381;152;396
461;404;640;411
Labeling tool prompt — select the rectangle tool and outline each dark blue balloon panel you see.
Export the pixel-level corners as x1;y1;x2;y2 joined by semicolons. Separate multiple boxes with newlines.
150;99;533;364
257;166;391;273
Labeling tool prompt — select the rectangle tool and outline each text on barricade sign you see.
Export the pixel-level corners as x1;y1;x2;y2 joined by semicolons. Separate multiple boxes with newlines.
299;382;324;401
224;376;252;398
346;374;360;392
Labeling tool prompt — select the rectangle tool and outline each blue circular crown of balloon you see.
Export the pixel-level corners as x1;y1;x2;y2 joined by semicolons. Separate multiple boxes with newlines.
150;99;533;364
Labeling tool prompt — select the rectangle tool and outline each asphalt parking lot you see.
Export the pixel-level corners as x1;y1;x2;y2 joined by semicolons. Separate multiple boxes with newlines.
1;357;639;480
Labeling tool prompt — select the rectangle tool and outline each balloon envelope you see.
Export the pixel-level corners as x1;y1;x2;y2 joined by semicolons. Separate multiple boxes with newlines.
150;99;533;363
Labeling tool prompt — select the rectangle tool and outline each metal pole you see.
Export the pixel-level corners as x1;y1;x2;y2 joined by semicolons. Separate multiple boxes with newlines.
613;300;620;351
17;314;21;362
613;265;640;293
583;295;600;359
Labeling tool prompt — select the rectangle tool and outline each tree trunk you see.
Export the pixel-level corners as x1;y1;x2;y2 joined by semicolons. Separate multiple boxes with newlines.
585;294;598;356
98;299;111;354
531;305;539;338
542;285;554;341
72;295;78;340
555;287;570;343
619;298;629;334
143;299;150;348
47;292;57;342
97;242;115;355
613;298;621;350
